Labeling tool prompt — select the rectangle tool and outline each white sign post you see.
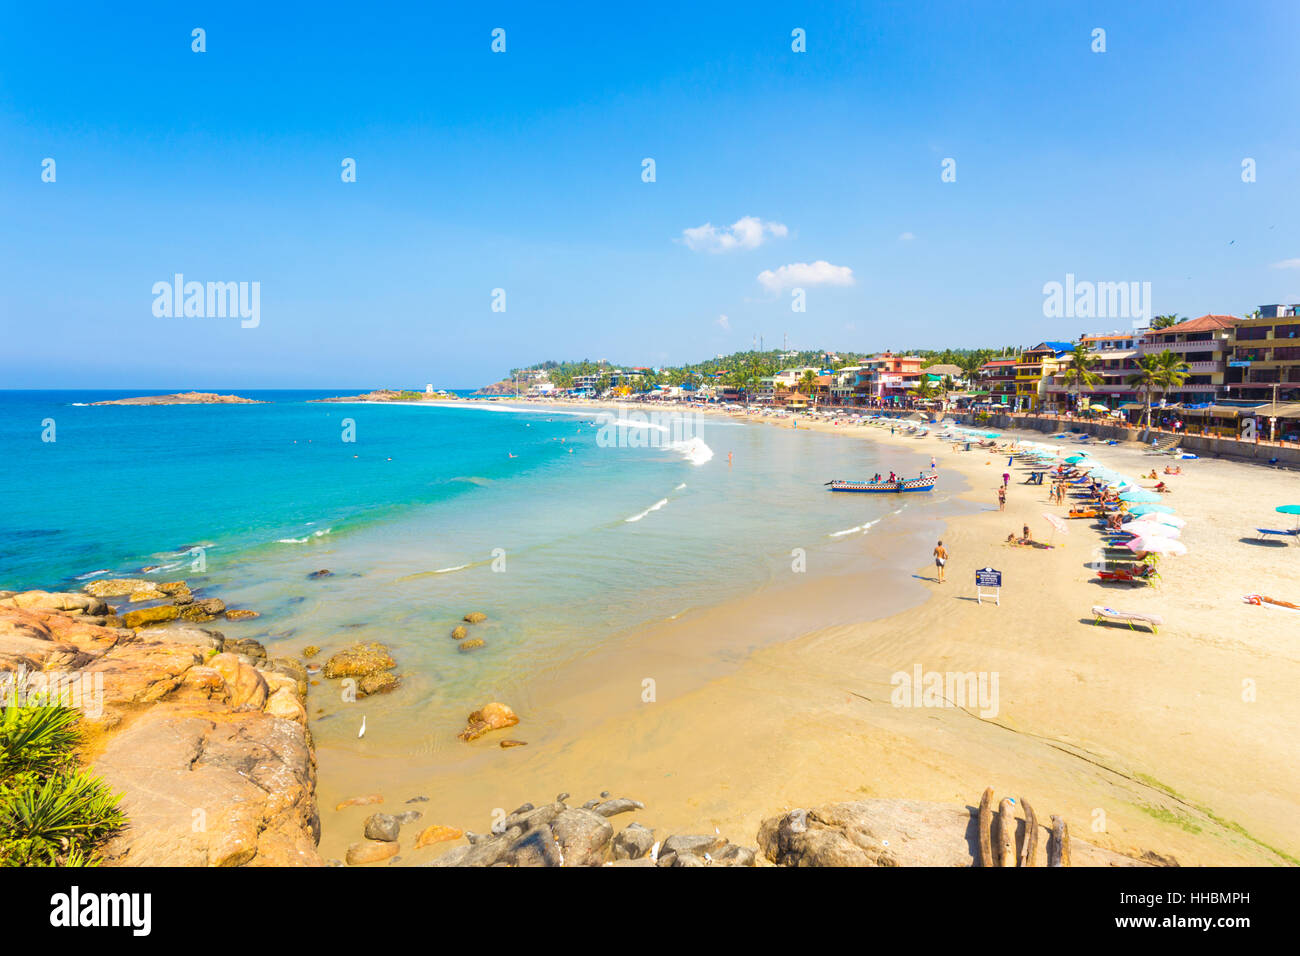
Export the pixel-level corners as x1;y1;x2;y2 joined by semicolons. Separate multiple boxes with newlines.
975;567;1002;606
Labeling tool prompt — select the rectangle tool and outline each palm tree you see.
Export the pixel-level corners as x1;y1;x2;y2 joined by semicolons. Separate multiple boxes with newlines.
1062;344;1103;415
1126;354;1163;431
798;370;818;407
1154;350;1191;406
908;379;938;408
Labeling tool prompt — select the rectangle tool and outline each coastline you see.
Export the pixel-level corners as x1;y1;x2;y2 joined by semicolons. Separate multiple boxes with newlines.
6;398;1296;866
314;404;1299;866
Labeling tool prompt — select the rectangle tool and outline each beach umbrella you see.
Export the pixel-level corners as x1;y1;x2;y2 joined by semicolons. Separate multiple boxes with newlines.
1140;512;1186;528
1126;502;1175;516
1125;536;1187;556
1042;512;1069;545
1065;455;1088;463
1121;520;1181;539
1120;489;1161;503
1277;504;1300;530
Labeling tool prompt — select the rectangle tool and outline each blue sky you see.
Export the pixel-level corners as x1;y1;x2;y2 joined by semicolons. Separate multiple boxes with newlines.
2;1;1298;388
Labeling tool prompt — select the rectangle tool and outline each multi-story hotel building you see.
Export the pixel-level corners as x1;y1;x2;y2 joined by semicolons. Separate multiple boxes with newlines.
1225;305;1300;403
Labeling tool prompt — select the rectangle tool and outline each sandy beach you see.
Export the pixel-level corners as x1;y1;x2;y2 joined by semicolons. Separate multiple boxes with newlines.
315;404;1300;867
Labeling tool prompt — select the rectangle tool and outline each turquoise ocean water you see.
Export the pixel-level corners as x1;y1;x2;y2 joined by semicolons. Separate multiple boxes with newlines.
0;390;950;765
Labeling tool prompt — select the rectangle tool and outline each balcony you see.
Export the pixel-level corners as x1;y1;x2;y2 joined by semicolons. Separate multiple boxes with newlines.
1184;360;1223;373
1139;339;1227;354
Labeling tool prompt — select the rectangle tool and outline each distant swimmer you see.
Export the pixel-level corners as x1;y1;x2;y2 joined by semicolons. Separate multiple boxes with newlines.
728;452;733;466
508;453;517;458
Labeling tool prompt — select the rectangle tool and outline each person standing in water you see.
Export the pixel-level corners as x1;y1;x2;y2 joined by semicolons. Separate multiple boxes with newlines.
933;540;948;583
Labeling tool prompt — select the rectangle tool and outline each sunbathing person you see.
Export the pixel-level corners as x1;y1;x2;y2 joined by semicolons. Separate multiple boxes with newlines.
1154;481;1171;493
1164;465;1181;475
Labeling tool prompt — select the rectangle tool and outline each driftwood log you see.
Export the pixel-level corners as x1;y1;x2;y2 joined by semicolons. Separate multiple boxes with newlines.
978;787;995;867
1048;815;1071;867
1019;799;1039;867
997;798;1017;867
976;789;1065;868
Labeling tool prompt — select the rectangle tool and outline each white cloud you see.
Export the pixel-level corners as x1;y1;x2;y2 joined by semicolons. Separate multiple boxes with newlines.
1270;258;1300;269
898;232;916;241
756;260;855;292
682;216;788;253
716;314;731;331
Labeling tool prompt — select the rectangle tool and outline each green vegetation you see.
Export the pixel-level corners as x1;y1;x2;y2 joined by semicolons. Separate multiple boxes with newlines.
1134;771;1299;866
0;702;125;866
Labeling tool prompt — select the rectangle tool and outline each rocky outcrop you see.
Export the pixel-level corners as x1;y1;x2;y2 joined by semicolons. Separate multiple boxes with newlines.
90;392;263;405
418;791;755;868
0;588;322;867
756;800;1150;867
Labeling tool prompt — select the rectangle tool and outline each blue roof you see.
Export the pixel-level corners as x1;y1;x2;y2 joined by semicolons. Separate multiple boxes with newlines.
1042;341;1076;355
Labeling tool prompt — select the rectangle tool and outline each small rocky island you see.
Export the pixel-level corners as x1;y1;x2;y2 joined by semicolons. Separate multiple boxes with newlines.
313;388;460;403
91;392;263;405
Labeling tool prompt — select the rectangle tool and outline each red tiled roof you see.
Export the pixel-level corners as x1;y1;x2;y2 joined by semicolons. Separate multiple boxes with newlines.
980;359;1017;367
1146;314;1237;336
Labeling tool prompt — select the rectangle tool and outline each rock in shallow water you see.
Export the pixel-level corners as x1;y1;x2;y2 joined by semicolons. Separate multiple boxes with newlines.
336;794;383;811
462;611;487;623
458;701;519;741
322;641;395;679
346;839;400;865
364;812;401;842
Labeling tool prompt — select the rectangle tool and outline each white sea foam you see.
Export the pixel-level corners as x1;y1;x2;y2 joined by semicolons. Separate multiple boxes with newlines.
674;482;687;490
625;498;669;522
277;537;309;544
829;518;881;538
433;563;470;574
73;569;111;580
670;436;714;466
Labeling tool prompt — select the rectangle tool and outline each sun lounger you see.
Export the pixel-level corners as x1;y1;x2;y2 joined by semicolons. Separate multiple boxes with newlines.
1096;567;1160;585
1256;528;1299;543
1091;606;1163;633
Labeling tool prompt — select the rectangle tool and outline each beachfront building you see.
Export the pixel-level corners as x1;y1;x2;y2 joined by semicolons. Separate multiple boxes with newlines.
1224;305;1300;404
853;353;923;405
1013;342;1074;412
919;363;964;387
1141;314;1236;404
830;366;865;405
1043;331;1141;410
975;358;1017;407
572;374;600;393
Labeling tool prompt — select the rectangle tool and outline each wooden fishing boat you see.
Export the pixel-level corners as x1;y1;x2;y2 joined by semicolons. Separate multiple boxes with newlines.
828;474;938;493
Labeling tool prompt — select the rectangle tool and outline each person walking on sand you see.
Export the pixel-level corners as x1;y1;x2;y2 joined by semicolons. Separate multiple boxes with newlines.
1002;471;1011;489
930;455;937;470
997;485;1006;511
933;540;948;583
